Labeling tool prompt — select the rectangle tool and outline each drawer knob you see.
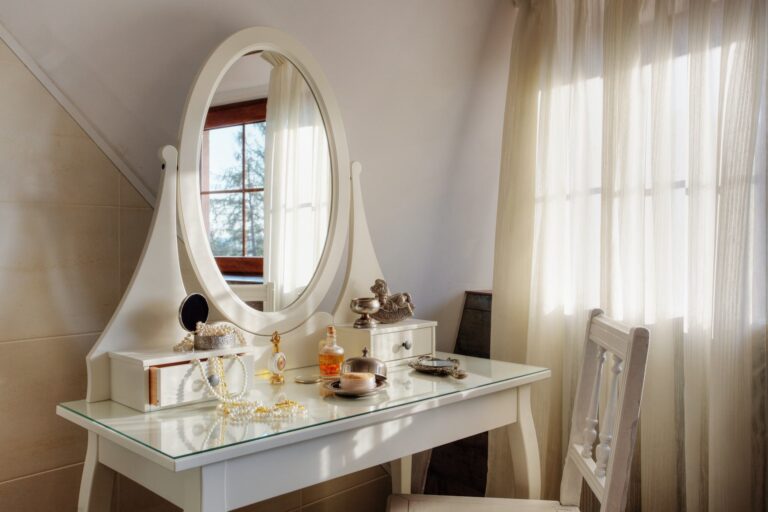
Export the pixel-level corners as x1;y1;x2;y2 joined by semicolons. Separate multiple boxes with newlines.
402;339;413;350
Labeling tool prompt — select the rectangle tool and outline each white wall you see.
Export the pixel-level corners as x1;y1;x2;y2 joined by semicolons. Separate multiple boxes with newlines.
0;0;514;348
426;1;515;349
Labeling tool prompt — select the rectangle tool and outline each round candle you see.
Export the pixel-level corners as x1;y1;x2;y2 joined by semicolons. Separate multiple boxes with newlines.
340;372;376;392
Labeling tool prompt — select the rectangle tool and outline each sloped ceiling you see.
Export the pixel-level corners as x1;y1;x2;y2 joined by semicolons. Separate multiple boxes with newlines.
0;0;499;195
0;0;513;346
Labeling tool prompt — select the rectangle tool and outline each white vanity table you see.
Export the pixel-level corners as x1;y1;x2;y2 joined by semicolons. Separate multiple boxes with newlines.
55;26;550;511
58;354;549;511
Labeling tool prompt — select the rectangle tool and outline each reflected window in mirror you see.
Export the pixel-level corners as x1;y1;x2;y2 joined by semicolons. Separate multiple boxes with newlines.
193;50;333;313
201;99;267;283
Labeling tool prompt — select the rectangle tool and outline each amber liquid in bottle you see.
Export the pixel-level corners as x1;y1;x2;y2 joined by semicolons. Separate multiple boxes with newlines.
319;353;344;378
319;326;344;379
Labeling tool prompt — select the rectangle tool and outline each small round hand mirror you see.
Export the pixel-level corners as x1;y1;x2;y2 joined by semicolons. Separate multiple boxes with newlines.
178;293;210;332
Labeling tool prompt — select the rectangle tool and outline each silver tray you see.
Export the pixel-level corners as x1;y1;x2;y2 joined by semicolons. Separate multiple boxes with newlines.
408;356;467;379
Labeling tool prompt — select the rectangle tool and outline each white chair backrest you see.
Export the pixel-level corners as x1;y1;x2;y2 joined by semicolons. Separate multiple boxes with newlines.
559;309;649;512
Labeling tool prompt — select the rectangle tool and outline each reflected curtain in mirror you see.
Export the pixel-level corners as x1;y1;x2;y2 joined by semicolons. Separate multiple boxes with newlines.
262;51;331;310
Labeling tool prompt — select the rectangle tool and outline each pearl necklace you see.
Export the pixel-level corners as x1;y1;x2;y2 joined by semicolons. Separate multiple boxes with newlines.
192;355;306;422
195;355;249;401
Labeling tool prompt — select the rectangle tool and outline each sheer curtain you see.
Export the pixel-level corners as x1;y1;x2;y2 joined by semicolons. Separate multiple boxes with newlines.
262;52;331;310
489;1;767;510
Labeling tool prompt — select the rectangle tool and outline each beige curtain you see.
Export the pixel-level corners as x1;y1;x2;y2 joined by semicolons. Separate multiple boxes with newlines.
489;1;767;511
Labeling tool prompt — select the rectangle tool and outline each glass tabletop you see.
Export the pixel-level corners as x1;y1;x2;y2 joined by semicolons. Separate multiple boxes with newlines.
59;353;548;461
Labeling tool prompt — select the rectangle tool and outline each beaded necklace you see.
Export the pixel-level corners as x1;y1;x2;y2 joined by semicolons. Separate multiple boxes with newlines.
191;355;306;422
174;323;306;422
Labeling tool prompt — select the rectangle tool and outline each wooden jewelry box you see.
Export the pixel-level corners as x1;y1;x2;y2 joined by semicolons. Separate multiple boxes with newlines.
109;346;255;412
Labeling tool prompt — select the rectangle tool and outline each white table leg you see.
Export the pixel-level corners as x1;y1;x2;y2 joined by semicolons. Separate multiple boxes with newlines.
390;456;412;494
78;433;115;512
508;384;542;499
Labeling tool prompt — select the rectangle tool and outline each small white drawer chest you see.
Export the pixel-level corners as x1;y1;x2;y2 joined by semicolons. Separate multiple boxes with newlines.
109;346;255;412
335;318;436;365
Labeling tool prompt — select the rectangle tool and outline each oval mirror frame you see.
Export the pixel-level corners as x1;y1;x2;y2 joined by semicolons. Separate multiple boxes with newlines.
177;27;350;334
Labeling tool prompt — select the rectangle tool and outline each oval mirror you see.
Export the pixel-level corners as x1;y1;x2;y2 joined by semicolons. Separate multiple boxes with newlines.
201;51;331;312
178;28;350;334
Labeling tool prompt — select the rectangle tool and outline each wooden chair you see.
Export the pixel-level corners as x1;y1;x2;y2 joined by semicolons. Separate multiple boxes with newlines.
388;309;649;512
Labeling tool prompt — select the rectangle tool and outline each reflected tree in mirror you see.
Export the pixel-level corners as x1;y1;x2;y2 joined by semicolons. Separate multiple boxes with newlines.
201;98;268;278
203;123;266;257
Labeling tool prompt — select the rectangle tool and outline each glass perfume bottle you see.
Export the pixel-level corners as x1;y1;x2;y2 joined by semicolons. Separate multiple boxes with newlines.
268;331;286;385
318;326;344;379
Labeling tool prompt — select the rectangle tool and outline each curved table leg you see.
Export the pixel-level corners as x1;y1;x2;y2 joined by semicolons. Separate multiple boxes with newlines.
508;384;541;499
79;432;115;512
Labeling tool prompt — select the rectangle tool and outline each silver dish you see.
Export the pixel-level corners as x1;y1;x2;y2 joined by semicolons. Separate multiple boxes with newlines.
324;377;388;398
350;297;380;328
193;332;236;350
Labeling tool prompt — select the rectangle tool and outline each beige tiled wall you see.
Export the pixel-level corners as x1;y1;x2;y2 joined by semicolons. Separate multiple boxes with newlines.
0;39;391;511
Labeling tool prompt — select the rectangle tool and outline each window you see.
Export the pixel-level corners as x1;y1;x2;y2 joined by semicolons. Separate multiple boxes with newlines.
201;99;267;279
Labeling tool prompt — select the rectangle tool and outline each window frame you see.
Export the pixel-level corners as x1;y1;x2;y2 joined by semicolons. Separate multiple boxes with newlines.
202;98;267;277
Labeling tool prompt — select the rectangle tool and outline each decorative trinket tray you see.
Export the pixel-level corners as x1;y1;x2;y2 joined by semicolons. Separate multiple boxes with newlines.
408;355;467;379
324;378;388;398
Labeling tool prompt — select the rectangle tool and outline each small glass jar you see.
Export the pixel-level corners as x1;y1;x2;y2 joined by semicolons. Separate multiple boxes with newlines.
318;326;344;379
